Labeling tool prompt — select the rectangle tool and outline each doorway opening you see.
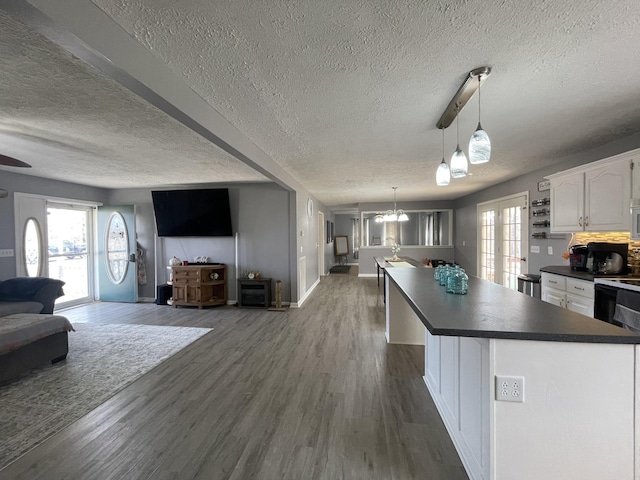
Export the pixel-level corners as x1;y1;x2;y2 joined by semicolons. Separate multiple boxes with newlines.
47;203;94;308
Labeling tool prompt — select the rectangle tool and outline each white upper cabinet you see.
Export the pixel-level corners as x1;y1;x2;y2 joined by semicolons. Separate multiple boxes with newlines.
549;154;632;233
550;171;584;232
585;160;631;231
632;157;640;199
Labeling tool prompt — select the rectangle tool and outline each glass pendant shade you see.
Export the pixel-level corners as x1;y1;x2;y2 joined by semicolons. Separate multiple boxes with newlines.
450;145;468;178
469;74;490;164
436;158;450;186
469;123;491;164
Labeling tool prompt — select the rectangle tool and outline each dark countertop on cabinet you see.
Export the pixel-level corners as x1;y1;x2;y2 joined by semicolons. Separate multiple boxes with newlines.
385;268;640;344
539;265;595;281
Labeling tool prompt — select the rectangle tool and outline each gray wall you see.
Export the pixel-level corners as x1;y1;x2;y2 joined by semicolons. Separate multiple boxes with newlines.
109;183;292;302
0;172;297;303
454;132;640;276
0;170;108;280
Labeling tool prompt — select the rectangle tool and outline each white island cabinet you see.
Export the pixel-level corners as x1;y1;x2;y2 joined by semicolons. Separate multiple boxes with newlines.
385;268;640;480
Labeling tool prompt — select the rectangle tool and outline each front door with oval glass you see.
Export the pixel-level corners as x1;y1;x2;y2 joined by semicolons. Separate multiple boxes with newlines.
97;205;137;302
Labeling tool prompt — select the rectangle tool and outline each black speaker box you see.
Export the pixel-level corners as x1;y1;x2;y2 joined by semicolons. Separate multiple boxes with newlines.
156;284;172;305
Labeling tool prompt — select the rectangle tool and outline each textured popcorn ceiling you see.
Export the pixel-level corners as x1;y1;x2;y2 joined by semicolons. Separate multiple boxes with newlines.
3;1;640;205
0;11;267;189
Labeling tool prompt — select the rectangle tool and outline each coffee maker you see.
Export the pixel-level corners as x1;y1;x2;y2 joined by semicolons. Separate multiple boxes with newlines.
586;242;628;275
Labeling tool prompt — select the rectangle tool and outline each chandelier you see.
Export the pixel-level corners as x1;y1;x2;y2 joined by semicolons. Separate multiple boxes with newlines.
375;187;408;222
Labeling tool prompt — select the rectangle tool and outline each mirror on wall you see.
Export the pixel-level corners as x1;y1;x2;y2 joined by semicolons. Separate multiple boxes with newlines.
334;235;349;256
360;210;452;247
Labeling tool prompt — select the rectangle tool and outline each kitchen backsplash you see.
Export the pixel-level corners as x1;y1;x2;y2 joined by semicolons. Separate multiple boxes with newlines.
572;232;640;256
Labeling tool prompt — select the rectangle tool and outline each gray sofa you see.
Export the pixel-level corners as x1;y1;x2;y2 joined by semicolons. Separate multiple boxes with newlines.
0;277;65;316
0;277;69;383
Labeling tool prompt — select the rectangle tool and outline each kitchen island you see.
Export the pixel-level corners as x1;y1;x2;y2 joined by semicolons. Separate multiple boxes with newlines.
385;267;640;480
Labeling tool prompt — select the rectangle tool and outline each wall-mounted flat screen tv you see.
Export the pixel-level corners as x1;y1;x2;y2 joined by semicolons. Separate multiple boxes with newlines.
151;188;233;237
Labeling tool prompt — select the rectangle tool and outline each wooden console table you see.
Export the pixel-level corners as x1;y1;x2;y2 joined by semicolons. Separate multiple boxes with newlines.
171;264;227;308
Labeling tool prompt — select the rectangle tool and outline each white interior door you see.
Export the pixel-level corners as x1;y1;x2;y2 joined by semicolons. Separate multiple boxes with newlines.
318;211;325;275
478;193;528;289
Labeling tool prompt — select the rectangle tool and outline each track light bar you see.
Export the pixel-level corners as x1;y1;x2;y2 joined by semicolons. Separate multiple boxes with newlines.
436;66;491;130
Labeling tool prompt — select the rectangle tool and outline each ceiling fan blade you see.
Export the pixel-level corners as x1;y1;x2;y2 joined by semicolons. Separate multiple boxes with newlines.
0;154;32;168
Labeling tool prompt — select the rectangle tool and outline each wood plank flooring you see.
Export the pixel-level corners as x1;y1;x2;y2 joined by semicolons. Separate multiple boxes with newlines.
0;274;468;480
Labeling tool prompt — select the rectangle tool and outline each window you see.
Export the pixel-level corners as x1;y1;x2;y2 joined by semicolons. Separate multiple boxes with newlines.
23;218;42;277
47;204;93;306
477;193;528;289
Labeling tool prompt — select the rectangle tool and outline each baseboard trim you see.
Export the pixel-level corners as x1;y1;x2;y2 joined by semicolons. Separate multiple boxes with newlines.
297;277;320;307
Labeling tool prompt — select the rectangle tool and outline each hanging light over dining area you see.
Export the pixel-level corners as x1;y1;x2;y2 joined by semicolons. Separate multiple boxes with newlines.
375;186;409;222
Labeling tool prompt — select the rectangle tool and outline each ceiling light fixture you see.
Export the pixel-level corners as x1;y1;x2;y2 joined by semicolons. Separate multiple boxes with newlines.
382;187;409;222
0;154;32;168
434;66;491;184
436;126;450;186
469;73;491;164
436;67;491;130
450;108;468;178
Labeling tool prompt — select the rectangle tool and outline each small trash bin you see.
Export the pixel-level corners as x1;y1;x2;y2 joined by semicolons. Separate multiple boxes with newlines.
517;274;541;299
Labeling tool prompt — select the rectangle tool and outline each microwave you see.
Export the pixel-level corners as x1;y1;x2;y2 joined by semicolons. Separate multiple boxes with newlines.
632;198;640;240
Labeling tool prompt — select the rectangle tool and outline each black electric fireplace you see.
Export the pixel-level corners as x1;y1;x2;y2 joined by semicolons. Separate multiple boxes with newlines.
238;278;272;308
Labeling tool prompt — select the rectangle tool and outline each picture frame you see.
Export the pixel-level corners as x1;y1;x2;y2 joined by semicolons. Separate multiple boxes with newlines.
537;180;551;192
330;221;334;243
326;220;331;243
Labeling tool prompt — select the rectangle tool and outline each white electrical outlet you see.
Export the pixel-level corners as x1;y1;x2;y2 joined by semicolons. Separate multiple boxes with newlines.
548;246;553;255
0;249;14;257
530;245;540;253
495;375;525;403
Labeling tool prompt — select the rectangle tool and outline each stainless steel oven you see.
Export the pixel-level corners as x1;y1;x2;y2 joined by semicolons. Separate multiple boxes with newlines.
594;278;640;327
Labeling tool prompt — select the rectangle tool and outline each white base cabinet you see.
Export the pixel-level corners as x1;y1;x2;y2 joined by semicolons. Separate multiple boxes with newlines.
541;273;594;318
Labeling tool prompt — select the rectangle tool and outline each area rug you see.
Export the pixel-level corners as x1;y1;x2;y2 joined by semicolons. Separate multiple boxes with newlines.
0;322;211;469
329;265;351;274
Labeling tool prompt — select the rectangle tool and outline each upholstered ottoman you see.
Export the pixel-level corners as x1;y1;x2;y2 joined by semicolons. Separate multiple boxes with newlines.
0;313;74;384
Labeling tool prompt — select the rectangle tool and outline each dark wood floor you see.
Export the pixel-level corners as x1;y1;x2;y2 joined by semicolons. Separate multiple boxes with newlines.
0;273;468;479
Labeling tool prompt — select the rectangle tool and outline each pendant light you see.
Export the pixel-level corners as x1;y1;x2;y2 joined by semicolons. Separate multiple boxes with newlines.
450;107;468;178
436;127;450;186
469;74;491;164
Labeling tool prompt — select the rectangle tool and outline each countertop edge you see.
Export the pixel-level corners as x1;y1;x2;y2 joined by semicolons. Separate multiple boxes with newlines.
385;268;640;344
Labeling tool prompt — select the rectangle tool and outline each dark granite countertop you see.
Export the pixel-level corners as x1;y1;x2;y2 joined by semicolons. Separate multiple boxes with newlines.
385;268;640;344
539;265;595;281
